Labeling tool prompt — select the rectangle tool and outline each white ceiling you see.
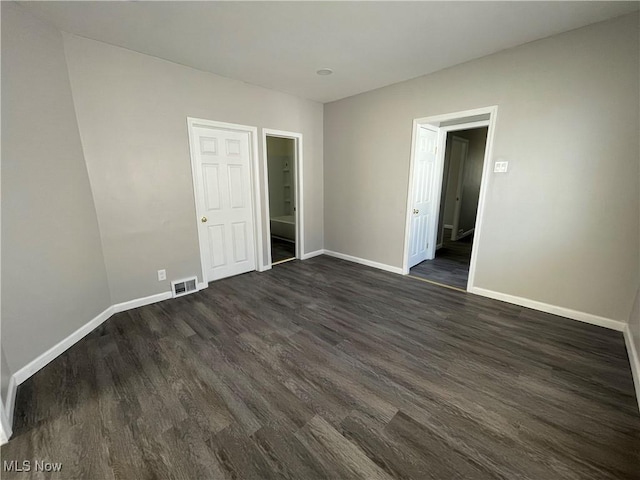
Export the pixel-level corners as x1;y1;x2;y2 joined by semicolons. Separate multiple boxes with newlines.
21;1;639;103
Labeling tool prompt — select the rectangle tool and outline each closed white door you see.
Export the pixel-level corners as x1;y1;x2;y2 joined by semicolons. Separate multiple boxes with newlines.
191;126;256;282
408;126;438;268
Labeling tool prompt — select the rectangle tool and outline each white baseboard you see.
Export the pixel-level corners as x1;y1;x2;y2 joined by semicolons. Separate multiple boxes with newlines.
112;291;172;314
471;286;638;410
198;282;208;291
0;403;10;446
5;376;17;433
323;250;404;275
469;287;626;331
301;249;325;260
623;325;640;413
13;306;114;386
0;376;16;445
6;290;173;438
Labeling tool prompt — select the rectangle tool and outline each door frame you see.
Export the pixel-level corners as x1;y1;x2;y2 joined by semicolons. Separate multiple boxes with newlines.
261;129;304;267
186;117;266;285
402;106;498;293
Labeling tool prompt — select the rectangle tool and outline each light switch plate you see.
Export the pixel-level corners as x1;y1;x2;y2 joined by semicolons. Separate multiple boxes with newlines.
494;161;509;173
158;269;166;281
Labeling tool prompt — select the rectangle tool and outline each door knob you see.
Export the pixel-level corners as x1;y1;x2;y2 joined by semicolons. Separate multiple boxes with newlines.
201;216;208;223
413;209;419;214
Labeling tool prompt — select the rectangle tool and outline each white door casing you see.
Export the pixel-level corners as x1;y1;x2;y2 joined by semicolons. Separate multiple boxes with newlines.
407;126;439;269
190;124;257;282
261;129;304;267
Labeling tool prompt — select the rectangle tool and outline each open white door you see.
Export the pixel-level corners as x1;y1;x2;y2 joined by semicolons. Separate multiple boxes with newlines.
407;126;439;269
190;124;257;282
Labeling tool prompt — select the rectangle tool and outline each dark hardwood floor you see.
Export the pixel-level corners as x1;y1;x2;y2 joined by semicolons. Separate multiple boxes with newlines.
410;228;473;289
2;256;639;479
271;236;296;263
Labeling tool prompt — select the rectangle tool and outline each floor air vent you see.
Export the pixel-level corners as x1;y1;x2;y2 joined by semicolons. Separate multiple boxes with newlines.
171;277;198;298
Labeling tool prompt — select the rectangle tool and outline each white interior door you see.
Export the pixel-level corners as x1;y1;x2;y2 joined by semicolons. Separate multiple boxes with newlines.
407;126;439;268
450;136;469;241
191;126;256;282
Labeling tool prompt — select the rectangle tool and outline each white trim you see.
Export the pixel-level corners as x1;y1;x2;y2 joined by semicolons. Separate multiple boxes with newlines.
623;325;640;412
198;282;208;291
469;286;626;331
186;117;265;280
112;291;171;314
301;249;325;260
443;120;490;131
5;376;16;431
262;129;304;267
324;250;404;275
416;107;493;124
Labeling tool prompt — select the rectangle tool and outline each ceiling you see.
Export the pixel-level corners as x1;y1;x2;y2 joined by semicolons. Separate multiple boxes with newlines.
21;1;639;103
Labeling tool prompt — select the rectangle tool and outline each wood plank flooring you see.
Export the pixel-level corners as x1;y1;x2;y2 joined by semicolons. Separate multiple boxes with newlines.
2;256;639;479
410;229;473;289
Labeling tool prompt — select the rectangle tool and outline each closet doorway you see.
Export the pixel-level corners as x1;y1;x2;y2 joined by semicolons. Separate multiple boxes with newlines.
263;130;303;266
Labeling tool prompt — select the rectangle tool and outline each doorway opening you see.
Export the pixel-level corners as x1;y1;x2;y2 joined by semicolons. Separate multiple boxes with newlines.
411;127;488;289
402;106;497;291
263;130;303;266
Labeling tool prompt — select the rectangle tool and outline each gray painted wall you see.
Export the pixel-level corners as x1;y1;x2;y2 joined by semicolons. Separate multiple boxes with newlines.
324;13;639;322
1;3;111;372
63;34;324;304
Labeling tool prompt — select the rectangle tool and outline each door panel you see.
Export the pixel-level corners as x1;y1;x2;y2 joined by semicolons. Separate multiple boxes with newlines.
228;165;245;208
203;165;222;210
192;125;256;282
231;222;248;262
408;126;438;269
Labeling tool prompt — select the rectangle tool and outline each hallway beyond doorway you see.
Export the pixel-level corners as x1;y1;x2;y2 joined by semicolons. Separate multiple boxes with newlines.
409;227;472;289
